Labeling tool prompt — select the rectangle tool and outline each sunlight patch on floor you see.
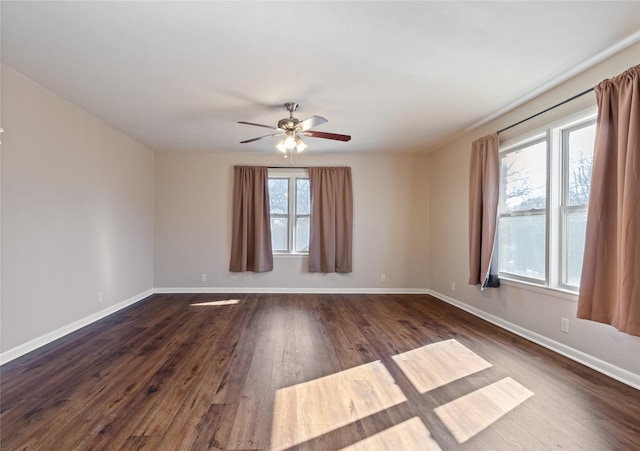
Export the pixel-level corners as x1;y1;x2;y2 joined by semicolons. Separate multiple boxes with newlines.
339;417;442;451
270;360;407;450
190;299;240;307
434;376;534;443
392;339;492;393
270;339;533;448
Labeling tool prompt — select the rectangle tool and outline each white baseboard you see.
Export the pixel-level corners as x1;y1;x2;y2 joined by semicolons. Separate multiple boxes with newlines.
154;287;430;295
0;287;425;365
0;288;154;365
4;287;637;391
426;289;640;390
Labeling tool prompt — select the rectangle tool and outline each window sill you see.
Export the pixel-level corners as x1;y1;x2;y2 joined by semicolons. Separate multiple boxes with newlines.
499;277;579;302
273;253;309;259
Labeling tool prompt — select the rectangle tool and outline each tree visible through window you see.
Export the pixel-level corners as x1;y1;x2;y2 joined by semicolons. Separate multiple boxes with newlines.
499;140;547;281
562;122;595;287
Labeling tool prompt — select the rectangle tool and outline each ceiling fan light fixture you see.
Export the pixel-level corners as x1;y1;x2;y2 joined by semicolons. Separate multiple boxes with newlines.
295;136;307;152
276;139;287;153
284;131;297;150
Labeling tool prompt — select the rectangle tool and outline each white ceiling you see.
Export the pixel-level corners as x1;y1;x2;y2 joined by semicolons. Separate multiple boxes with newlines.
2;1;639;155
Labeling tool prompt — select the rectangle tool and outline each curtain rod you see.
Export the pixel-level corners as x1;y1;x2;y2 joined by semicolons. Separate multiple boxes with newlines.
497;87;595;135
268;166;308;169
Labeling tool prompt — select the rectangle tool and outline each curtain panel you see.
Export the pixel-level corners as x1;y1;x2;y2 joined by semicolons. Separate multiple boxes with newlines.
308;167;353;273
229;166;273;272
468;133;500;289
577;65;640;336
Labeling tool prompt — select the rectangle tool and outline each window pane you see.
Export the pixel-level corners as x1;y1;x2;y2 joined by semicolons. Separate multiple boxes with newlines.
297;178;310;215
565;210;587;286
271;217;288;251
567;124;595;206
499;214;546;280
268;179;289;214
501;141;547;211
296;217;310;252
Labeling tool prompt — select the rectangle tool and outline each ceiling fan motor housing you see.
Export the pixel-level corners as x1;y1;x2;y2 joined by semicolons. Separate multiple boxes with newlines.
278;117;300;130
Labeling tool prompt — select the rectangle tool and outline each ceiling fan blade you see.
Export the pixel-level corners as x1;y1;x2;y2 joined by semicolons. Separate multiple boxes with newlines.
303;131;352;142
238;121;280;130
240;132;283;144
298;115;328;131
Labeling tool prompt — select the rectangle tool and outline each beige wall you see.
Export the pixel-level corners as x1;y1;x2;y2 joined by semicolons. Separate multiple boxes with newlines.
154;151;430;291
1;64;155;353
2;43;637;383
427;44;640;377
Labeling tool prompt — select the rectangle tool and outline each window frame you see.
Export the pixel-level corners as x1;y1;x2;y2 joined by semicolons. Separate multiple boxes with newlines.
293;177;311;253
558;118;596;291
498;135;549;285
497;108;597;295
268;168;310;256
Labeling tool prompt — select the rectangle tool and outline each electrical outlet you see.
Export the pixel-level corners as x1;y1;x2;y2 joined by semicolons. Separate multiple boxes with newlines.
380;274;386;282
98;292;103;303
201;274;207;282
561;317;569;333
451;282;456;291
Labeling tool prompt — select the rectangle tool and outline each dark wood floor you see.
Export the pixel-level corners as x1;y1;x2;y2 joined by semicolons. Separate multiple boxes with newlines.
1;293;639;450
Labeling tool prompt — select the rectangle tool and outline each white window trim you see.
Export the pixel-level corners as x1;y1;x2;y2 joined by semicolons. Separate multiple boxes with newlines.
498;136;549;285
500;278;578;302
557;119;596;291
268;168;309;256
498;107;597;298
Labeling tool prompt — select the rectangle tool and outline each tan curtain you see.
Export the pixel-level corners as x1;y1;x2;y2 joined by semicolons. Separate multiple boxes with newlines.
308;167;353;273
577;65;640;336
468;133;500;289
229;166;273;272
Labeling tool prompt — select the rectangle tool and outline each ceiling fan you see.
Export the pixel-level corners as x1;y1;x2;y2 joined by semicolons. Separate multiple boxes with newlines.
238;102;351;156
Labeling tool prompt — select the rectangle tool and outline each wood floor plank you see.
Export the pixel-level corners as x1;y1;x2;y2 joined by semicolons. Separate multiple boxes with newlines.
2;293;638;450
153;298;254;450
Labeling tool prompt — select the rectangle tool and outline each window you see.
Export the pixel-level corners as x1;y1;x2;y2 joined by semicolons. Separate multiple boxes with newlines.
268;169;310;254
561;122;596;288
498;111;596;292
499;139;547;282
